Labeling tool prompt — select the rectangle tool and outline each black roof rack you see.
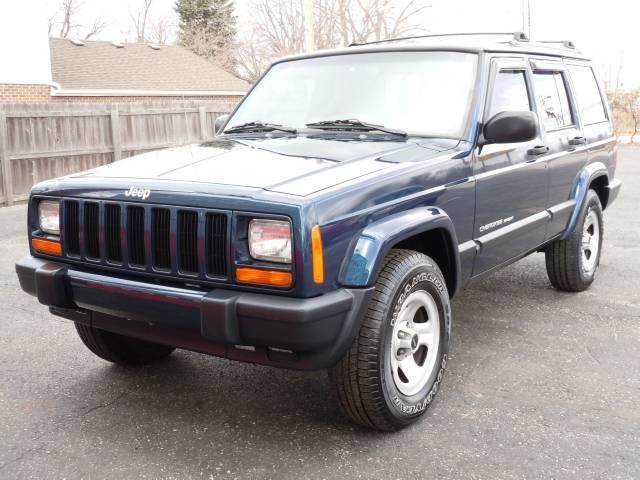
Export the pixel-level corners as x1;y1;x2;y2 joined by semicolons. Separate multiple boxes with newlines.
349;31;529;47
538;40;576;49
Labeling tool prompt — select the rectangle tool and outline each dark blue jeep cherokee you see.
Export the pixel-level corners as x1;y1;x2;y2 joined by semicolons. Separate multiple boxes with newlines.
16;33;621;431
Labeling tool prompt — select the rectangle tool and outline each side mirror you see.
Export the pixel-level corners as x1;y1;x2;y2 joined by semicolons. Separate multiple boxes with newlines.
214;114;230;135
481;111;538;145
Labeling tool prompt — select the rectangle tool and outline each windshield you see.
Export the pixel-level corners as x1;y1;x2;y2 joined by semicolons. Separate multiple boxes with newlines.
227;51;478;138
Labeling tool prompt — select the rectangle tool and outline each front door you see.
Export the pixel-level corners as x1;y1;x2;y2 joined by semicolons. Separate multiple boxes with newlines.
472;57;549;275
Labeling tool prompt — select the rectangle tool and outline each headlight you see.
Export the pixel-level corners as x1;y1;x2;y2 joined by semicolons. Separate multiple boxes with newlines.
248;219;292;264
38;200;60;235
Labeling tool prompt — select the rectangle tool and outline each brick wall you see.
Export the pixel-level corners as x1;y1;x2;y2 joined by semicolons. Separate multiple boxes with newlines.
51;95;244;103
0;85;243;104
0;84;51;102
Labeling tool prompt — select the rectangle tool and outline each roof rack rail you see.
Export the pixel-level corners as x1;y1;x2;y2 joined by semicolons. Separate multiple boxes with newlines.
538;40;576;49
349;31;529;47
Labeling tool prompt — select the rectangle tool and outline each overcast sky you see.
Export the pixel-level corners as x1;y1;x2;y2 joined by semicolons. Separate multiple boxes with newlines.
41;0;640;88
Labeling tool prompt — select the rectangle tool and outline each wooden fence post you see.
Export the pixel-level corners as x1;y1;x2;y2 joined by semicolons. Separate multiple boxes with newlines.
198;106;208;140
110;106;122;162
0;113;14;206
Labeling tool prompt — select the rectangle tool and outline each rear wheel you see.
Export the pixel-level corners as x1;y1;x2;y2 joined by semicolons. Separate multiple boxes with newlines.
75;323;175;366
545;189;603;292
329;249;451;431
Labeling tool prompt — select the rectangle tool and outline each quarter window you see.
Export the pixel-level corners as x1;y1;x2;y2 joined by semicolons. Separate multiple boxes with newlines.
532;72;574;130
488;70;531;118
568;65;607;125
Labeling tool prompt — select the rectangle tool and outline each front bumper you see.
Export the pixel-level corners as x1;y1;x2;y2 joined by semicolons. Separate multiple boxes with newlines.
16;256;373;370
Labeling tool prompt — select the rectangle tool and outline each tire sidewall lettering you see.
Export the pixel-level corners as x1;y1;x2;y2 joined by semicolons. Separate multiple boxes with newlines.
381;265;451;418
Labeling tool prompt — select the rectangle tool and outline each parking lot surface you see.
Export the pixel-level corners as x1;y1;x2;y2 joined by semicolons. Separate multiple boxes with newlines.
1;147;638;479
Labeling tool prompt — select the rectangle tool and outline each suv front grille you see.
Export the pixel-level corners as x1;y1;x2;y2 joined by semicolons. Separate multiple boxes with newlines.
61;199;229;281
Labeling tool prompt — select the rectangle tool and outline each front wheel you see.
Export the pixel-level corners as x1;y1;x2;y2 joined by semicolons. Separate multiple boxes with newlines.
329;249;451;431
75;323;176;366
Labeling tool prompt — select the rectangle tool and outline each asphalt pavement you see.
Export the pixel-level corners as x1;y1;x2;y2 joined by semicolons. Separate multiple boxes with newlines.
0;147;638;480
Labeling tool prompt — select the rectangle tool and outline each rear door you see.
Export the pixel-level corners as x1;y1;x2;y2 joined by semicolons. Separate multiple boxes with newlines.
529;59;588;238
472;57;549;275
566;63;616;174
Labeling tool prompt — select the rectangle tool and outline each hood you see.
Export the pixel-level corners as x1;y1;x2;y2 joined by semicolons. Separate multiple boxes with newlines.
72;136;457;197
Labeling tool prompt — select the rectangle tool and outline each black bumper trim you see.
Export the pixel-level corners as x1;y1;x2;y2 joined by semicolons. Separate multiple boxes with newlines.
606;178;622;207
16;256;373;370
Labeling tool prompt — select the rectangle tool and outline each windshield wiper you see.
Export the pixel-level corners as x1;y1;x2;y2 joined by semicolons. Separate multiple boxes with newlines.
224;121;297;134
306;119;407;138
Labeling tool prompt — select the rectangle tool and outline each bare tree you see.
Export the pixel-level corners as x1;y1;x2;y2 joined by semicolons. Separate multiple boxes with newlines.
48;0;106;39
58;0;79;38
319;0;429;45
148;17;173;45
234;0;429;82
233;29;276;83
129;0;154;42
610;90;640;142
84;18;107;40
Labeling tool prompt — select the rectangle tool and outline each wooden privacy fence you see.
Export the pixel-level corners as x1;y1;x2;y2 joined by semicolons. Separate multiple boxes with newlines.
0;101;236;206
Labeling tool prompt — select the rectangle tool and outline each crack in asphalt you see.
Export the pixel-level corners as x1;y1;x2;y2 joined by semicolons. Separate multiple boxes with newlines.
80;391;127;416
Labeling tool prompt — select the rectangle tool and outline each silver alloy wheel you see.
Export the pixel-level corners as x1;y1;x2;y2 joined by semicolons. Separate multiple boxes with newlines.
390;290;441;397
581;209;601;274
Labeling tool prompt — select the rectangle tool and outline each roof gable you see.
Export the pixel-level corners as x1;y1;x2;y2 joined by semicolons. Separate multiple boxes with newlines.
50;38;249;93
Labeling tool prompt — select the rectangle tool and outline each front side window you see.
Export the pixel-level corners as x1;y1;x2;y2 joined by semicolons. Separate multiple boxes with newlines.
487;70;531;118
532;72;574;130
568;65;607;125
227;51;479;139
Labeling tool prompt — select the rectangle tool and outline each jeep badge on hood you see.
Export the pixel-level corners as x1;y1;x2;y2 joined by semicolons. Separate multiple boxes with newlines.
125;187;151;200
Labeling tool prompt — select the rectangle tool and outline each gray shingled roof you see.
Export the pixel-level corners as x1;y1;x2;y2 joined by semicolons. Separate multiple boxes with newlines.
50;38;249;92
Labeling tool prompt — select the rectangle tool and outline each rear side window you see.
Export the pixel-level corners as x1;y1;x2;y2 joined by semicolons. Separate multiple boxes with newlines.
488;70;531;118
568;65;607;125
532;72;574;130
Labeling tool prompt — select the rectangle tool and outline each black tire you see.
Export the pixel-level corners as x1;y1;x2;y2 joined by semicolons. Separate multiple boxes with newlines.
546;189;604;292
75;323;175;366
329;249;451;431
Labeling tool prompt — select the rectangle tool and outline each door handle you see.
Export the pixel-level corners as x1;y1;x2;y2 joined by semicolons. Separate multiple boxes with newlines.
527;145;549;156
568;136;587;146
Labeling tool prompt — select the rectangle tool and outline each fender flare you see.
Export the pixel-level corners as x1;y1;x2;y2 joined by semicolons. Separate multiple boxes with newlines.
562;162;608;240
339;207;461;295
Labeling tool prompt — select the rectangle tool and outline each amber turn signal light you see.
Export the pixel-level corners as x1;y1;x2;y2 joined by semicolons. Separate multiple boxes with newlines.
236;267;292;288
32;238;62;256
311;225;324;284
